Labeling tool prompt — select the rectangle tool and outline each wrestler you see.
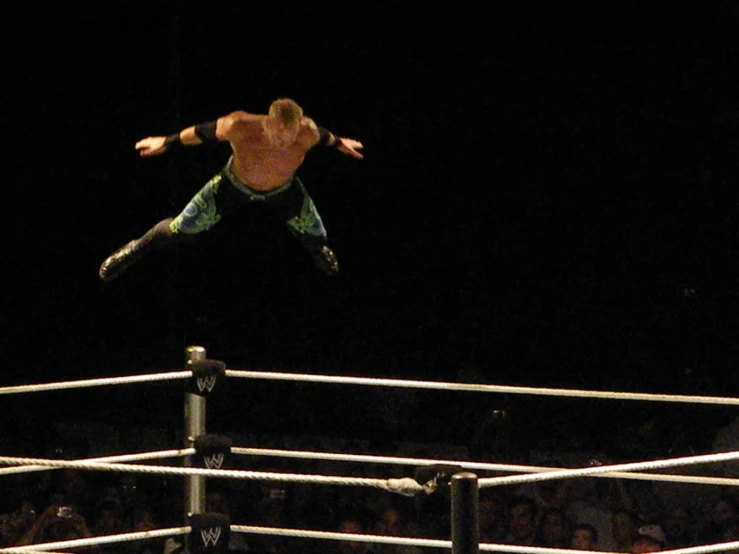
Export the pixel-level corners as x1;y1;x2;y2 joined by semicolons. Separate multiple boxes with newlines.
99;98;363;282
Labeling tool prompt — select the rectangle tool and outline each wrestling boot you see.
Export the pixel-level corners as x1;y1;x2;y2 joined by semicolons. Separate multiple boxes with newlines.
99;240;146;282
99;218;175;282
309;244;339;277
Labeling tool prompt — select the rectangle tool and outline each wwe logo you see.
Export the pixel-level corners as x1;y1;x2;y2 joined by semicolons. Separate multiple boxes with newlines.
200;527;222;547
197;375;217;393
204;453;225;469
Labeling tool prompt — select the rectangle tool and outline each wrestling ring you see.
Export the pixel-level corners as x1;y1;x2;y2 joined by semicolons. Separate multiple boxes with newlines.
0;345;737;554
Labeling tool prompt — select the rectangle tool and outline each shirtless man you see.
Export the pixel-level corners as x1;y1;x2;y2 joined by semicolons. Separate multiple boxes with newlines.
99;98;363;282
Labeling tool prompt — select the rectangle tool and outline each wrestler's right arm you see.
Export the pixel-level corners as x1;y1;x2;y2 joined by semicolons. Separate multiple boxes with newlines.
134;111;246;157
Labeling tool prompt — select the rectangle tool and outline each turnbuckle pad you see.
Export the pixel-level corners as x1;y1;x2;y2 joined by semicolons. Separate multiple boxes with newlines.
193;434;233;469
189;513;231;554
187;359;227;396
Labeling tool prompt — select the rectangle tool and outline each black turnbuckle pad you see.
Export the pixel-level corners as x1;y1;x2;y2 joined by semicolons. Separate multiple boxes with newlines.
189;513;230;554
193;435;233;469
414;464;466;496
187;359;226;396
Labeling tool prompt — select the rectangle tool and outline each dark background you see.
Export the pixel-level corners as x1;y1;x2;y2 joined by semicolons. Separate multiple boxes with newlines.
3;3;739;456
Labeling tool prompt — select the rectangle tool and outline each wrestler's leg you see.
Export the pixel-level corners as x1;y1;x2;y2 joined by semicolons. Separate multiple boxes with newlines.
99;173;227;282
269;177;339;277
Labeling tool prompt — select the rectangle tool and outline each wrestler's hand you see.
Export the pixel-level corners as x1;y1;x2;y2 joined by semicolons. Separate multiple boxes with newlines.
135;136;168;157
336;138;364;160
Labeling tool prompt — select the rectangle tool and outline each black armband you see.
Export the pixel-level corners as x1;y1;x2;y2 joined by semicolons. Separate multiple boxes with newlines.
194;120;218;142
317;126;341;148
164;133;183;150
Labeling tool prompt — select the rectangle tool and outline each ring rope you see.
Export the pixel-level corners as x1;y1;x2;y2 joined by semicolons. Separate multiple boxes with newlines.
0;457;427;496
0;551;71;554
231;525;451;549
231;447;739;487
0;527;189;553
0;372;190;395
224;369;739;405
1;369;737;406
0;449;193;476
480;541;739;554
0;451;736;493
479;451;739;488
638;541;739;554
2;525;738;554
232;526;739;554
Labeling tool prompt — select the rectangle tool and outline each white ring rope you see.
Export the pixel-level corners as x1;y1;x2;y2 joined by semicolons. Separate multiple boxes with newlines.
478;541;739;554
643;542;739;554
232;526;739;554
0;457;427;496
224;369;739;405
0;450;736;495
3;524;738;554
479;451;739;488
0;551;72;554
481;541;739;554
0;449;193;476
231;447;739;487
0;372;190;395
2;369;737;406
231;525;451;549
0;527;189;553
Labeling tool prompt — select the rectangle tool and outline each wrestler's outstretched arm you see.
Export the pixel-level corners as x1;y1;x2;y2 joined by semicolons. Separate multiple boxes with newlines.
335;137;364;159
135;116;230;157
306;119;364;160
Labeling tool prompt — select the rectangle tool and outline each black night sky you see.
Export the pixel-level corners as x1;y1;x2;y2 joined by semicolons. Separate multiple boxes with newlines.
3;3;739;454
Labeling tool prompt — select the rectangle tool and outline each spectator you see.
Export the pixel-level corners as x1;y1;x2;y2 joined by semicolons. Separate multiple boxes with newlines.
663;506;698;548
0;496;38;547
699;495;739;544
478;492;506;544
503;496;538;546
631;525;665;553
16;500;92;547
332;516;375;554
372;504;422;554
537;508;571;548
571;523;599;551
611;509;641;553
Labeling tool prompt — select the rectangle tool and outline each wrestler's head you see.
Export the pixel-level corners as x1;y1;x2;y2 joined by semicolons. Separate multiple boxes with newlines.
265;98;303;146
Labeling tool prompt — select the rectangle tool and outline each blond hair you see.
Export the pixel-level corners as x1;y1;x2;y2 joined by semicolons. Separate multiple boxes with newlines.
268;98;303;131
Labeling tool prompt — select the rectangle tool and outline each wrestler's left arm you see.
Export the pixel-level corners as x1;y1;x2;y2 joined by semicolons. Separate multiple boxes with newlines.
305;118;364;160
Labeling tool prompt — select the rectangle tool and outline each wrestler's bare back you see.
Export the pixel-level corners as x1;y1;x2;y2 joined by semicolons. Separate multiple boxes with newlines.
220;111;319;192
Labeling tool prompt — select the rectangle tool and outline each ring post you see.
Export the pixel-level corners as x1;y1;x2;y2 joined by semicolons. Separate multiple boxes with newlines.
185;346;207;520
451;472;479;554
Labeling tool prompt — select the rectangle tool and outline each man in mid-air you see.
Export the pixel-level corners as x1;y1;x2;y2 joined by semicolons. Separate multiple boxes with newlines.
99;97;363;281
